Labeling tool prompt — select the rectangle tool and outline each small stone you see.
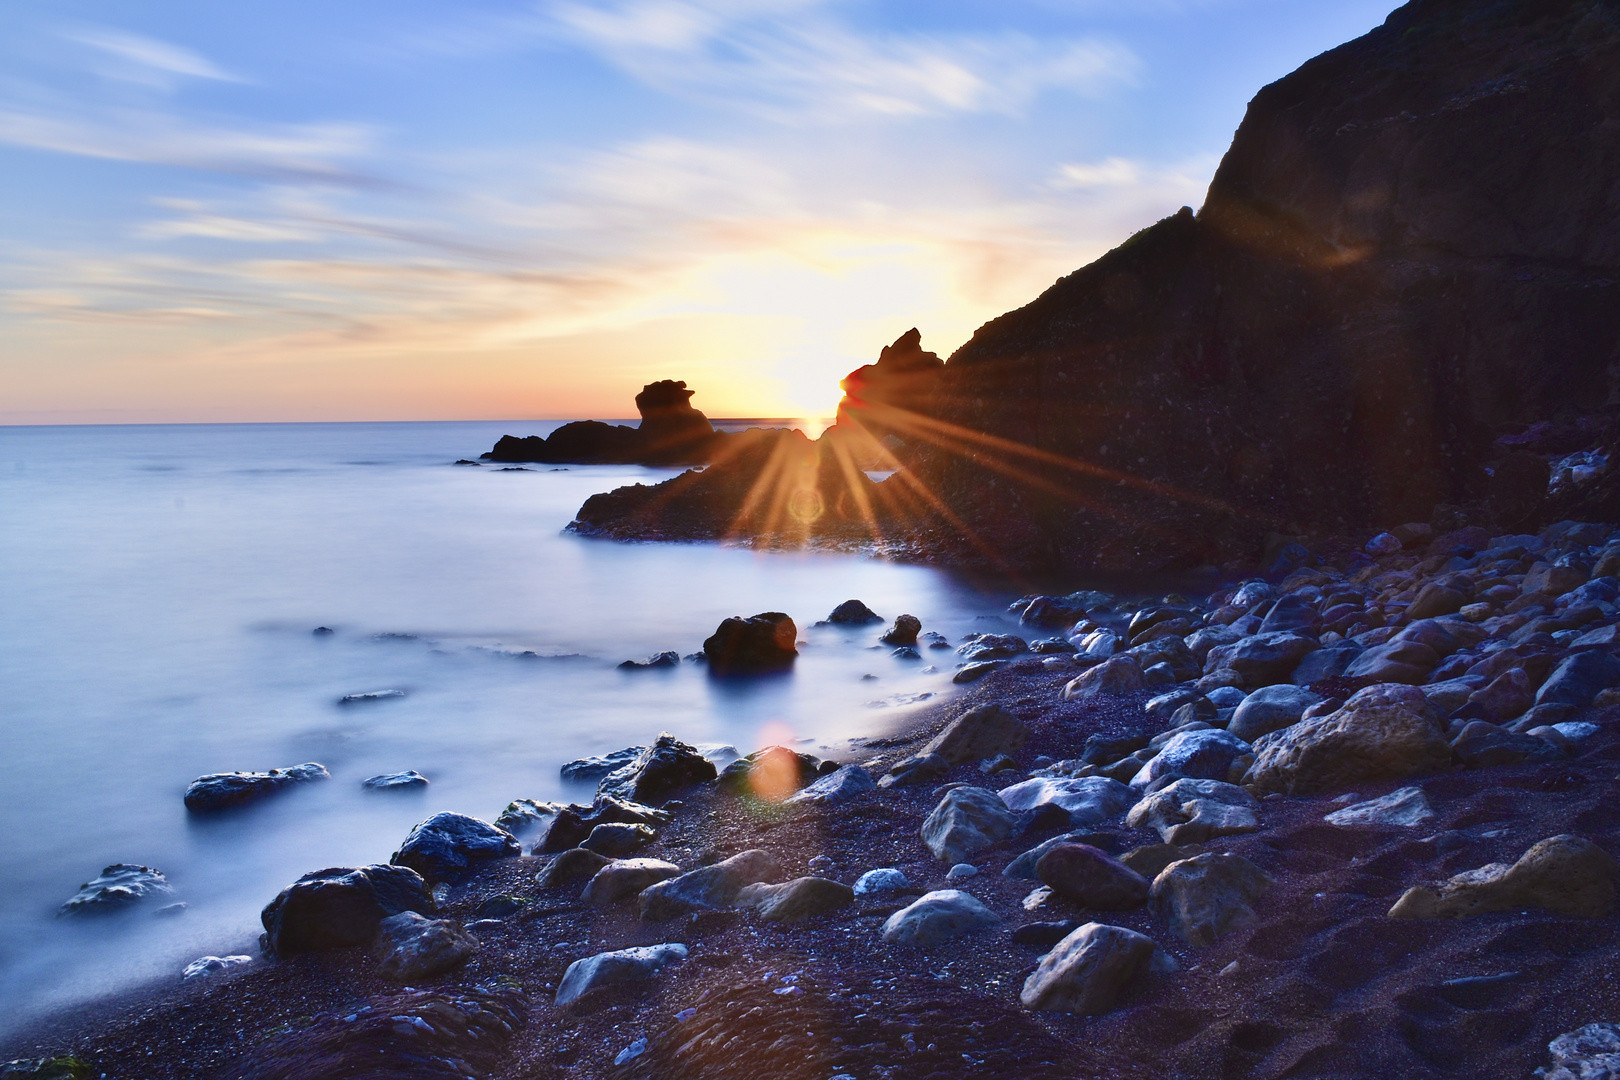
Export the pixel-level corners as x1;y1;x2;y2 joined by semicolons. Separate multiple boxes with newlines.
946;863;979;882
1323;786;1435;827
580;822;658;857
881;890;1000;946
1151;852;1272;947
807;855;835;873
555;944;688;1007
1019;922;1159;1014
854;868;910;895
371;911;477;981
57;864;173;917
182;955;251;980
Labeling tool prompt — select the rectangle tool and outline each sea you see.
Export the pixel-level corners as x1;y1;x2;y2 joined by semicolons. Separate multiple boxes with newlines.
0;420;1033;1031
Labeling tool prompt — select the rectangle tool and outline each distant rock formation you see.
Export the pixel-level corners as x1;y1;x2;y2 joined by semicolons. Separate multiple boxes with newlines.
482;380;722;465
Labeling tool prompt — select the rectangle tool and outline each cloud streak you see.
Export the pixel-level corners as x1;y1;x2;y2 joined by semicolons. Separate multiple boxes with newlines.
67;27;246;85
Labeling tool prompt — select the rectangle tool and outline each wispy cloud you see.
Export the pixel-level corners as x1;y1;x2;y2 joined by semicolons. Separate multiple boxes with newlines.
543;0;1138;119
66;27;246;86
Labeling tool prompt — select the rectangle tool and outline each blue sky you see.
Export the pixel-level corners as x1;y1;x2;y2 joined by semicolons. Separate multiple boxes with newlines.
0;0;1399;423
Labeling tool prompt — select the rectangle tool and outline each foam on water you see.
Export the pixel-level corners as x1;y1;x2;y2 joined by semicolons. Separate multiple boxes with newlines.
0;421;1016;1027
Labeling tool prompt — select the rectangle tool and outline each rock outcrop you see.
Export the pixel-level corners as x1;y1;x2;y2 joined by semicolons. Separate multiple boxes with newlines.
483;380;720;465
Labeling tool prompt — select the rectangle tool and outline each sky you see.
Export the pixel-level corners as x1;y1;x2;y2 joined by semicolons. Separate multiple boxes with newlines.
0;0;1400;424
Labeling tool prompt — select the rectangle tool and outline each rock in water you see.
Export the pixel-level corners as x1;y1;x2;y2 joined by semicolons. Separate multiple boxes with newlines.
922;704;1029;764
1389;834;1617;919
597;733;718;803
1151;852;1272;947
881;890;1000;947
1035;845;1150;910
1245;683;1452;795
371;911;477;982
880;614;922;646
555;944;688;1007
57;864;173;916
639;849;780;920
1019;922;1158;1014
362;771;428;790
1324;786;1435;827
183;763;328;812
260;864;434;955
823;599;883;625
561;746;645;784
703;613;798;674
391;813;521;883
734;876;854;922
220;981;527;1080
921;786;1016;863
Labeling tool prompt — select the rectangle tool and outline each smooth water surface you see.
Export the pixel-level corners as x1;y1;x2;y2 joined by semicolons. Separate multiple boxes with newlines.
0;421;1020;1028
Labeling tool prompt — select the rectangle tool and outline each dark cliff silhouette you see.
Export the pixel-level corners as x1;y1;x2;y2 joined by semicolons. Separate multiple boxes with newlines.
483;379;722;466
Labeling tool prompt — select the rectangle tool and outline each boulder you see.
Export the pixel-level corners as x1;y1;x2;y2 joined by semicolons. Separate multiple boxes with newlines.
922;704;1029;765
561;746;644;784
1406;584;1469;621
717;746;824;799
1019;922;1159;1014
734;876;854;922
824;599;883;625
1258;594;1320;635
1131;728;1252;789
183;763;329;812
1003;831;1101;880
1537;651;1620;709
1344;640;1440;684
597;733;718;803
370;911;477;982
878;752;949;788
1119;843;1205;880
57;864;173;917
1537;1022;1620;1080
581;858;682;906
995;776;1134;825
1452;723;1566;769
784;764;876;805
1523;562;1588;597
880;615;922;646
220;981;527;1080
535;847;612;889
1324;786;1435;827
260;864;434;955
1035;844;1150;910
1290;641;1364;685
638;849;780;920
1246;683;1452;795
1126;779;1260;845
881;890;1000;947
1220;633;1318;688
591;796;672;826
1063;656;1143;701
580;823;657;857
921;786;1016;863
391;813;521;883
1228;684;1322;742
555;944;689;1007
1151;852;1272;947
703;613;798;674
957;634;1028;662
1389;835;1616;919
361;771;428;791
530;806;594;854
1125;635;1200;682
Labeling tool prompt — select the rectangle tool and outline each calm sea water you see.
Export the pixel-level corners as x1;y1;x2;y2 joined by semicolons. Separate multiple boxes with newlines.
0;421;1023;1029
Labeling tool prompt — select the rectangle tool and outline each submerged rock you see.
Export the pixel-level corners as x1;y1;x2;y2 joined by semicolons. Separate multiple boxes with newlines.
183;763;329;812
58;864;173;917
260;864;434;955
362;771;428;791
702;613;798;674
880;614;922;646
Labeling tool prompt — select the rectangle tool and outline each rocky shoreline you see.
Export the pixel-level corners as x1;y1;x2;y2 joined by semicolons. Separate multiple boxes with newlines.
8;515;1620;1079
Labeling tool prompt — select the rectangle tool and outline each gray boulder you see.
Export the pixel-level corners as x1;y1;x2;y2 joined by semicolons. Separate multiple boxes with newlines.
1246;683;1452;796
535;847;611;889
1216;632;1318;688
580;823;657;857
921;786;1016;863
1151;852;1272;946
922;704;1029;765
1290;641;1364;685
1537;651;1620;709
361;771;428;791
184;763;329;812
555;943;688;1007
1323;786;1435;827
371;911;476;982
260;864;434;955
734;876;854;922
1019;922;1159;1014
881;889;1000;946
1035;844;1150;910
581;858;681;906
784;764;876;805
638;849;779;920
1127;779;1259;845
1131;728;1251;789
1228;684;1322;742
996;776;1134;825
1063;655;1143;700
561;746;644;784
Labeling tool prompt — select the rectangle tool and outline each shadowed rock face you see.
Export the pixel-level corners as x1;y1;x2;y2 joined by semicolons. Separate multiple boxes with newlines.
483;379;721;465
879;0;1620;572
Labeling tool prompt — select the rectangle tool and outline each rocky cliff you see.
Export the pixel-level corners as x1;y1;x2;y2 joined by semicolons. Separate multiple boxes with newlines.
884;0;1620;573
